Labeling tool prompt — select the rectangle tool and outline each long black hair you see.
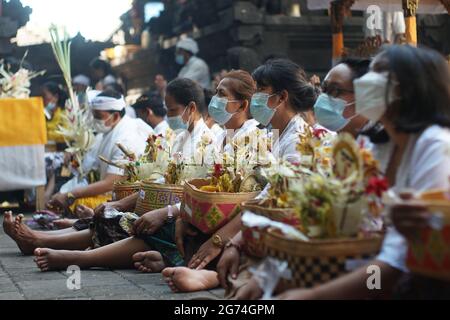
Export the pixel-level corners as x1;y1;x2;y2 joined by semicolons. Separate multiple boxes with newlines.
373;45;450;133
252;59;317;112
42;82;68;108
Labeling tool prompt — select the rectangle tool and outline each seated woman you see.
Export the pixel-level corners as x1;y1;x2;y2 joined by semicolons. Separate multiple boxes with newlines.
144;70;261;290
160;61;319;293
250;58;317;163
313;57;388;149
203;88;225;138
219;57;373;298
2;78;217;270
238;45;450;300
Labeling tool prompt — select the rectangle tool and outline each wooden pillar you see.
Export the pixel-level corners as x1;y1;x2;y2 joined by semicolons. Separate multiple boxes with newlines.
330;0;354;66
403;0;419;46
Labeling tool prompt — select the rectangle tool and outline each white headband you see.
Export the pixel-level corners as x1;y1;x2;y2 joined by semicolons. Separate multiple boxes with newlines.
91;95;126;111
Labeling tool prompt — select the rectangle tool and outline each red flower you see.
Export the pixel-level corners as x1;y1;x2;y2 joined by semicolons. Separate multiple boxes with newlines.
71;160;79;169
213;164;223;178
365;176;389;197
313;128;328;139
313;199;322;207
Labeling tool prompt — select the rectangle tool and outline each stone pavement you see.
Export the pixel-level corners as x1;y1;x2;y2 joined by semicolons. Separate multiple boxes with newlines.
0;216;225;300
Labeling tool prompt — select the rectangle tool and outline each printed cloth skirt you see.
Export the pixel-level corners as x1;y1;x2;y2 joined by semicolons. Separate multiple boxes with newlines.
74;214;217;269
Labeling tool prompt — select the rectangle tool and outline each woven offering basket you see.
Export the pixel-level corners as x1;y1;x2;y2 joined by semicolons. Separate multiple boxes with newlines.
181;179;260;234
241;200;299;258
112;182;141;201
264;228;383;289
406;200;450;281
134;180;184;216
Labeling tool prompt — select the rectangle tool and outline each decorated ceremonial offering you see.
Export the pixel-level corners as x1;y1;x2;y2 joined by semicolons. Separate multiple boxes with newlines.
134;150;209;215
134;180;184;215
99;143;141;201
181;173;261;235
49;25;96;179
244;132;387;286
0;52;46;99
388;188;450;282
288;133;386;239
241;127;334;257
99;131;178;211
264;227;383;289
181;130;272;234
136;130;176;181
135;129;219;215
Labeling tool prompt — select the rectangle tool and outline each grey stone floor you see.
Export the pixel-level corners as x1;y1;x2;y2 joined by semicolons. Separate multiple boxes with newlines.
0;216;225;300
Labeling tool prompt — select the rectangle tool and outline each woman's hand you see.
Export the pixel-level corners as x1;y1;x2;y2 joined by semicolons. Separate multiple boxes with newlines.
234;277;263;300
132;208;168;236
46;192;68;211
217;245;240;289
391;202;430;241
174;218;197;258
188;238;223;270
93;201;122;218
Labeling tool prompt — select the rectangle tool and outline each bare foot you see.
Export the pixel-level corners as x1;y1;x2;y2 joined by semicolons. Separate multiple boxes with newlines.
132;251;165;273
53;219;77;229
162;267;219;293
34;248;79;271
13;215;43;255
2;211;15;238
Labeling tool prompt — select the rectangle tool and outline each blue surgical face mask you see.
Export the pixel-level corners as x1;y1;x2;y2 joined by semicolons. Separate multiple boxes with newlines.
208;95;239;126
250;92;280;127
175;54;185;65
167;106;190;131
314;93;356;132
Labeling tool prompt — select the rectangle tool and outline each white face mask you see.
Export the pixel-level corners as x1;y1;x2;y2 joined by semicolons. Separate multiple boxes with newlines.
354;71;398;122
93;114;114;134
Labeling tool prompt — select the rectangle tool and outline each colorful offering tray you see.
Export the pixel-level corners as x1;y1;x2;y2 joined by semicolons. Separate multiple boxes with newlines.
181;179;259;234
406;190;450;281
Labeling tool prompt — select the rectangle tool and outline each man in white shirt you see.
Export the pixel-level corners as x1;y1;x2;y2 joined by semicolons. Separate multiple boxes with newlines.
176;37;211;89
131;93;170;136
47;89;154;210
